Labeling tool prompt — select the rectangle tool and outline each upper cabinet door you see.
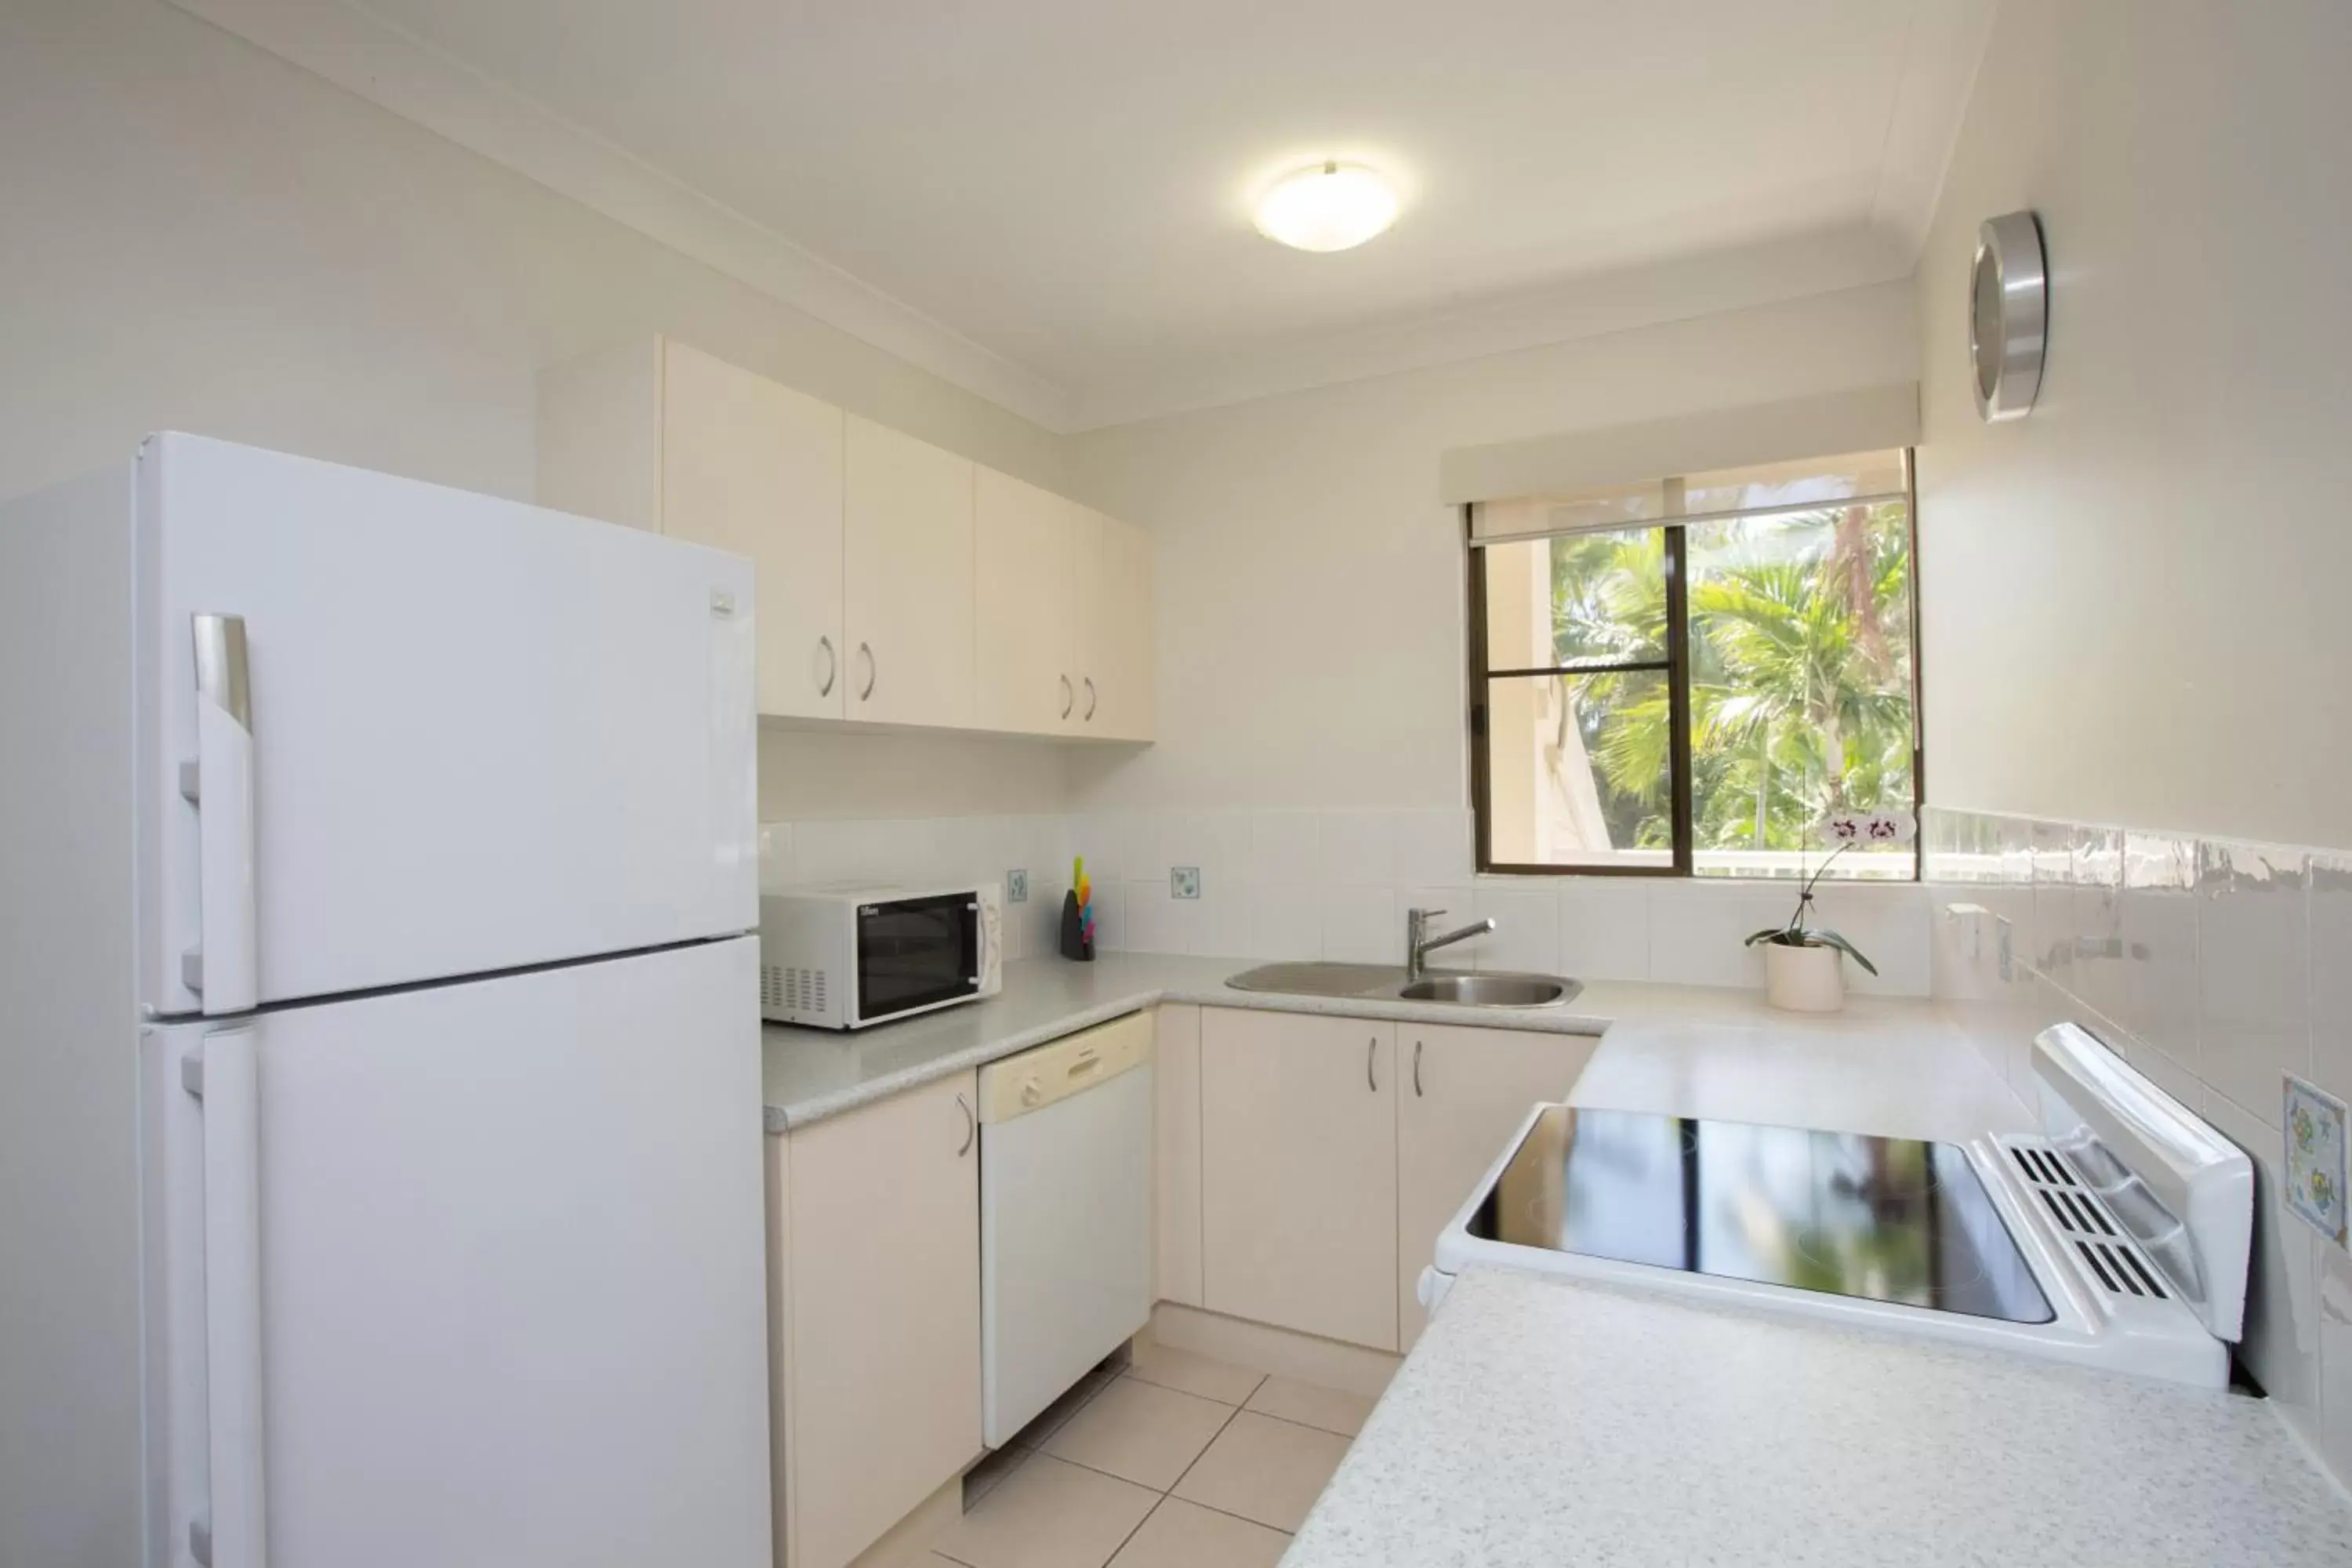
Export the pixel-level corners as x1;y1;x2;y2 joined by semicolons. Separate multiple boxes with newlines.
537;338;663;532
661;342;845;720
1075;508;1154;741
974;467;1076;735
844;416;976;729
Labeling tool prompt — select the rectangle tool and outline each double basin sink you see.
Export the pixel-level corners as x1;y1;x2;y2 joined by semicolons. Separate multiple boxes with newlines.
1225;961;1581;1010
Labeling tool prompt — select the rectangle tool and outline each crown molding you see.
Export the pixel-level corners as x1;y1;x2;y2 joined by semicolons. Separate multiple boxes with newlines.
163;0;1080;431
1867;0;2001;257
164;0;1988;439
1062;225;1915;431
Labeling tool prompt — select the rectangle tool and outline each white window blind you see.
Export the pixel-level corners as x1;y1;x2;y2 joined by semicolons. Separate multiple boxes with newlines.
1439;383;1919;511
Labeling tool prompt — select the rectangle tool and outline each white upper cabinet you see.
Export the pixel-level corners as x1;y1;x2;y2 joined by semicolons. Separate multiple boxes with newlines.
975;466;1077;734
661;342;846;720
976;478;1156;741
535;336;846;720
541;338;1142;741
537;338;663;532
844;415;976;730
1073;506;1154;740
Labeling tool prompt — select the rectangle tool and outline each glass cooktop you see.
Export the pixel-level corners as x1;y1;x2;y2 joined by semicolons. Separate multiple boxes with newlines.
1468;1106;2053;1324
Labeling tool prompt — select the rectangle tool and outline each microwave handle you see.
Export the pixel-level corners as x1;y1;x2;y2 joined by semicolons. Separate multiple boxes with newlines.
970;898;993;984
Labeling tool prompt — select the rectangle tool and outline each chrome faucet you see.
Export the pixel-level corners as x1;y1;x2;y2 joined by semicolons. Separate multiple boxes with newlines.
1406;906;1494;981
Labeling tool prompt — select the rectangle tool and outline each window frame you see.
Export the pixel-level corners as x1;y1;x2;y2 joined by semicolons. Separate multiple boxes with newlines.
1466;452;1924;880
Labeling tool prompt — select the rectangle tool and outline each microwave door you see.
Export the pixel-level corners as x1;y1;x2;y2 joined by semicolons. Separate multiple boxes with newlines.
857;894;980;1022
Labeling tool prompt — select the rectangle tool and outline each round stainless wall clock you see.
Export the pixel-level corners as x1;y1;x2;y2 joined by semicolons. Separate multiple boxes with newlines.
1969;210;2047;422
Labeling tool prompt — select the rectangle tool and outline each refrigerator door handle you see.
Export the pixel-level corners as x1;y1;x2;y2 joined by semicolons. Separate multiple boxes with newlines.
190;614;258;1014
187;1027;270;1568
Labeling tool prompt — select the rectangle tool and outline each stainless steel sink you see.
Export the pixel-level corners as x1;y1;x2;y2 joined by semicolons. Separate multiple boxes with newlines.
1223;961;1410;999
1225;961;1579;1010
1396;972;1573;1007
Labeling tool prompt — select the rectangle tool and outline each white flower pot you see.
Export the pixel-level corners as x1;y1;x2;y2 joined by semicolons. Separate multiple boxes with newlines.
1762;941;1847;1013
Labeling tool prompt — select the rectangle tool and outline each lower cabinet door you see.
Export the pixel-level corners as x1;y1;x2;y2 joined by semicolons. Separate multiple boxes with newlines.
784;1071;982;1568
1200;1009;1399;1351
1396;1024;1597;1345
1154;1004;1205;1308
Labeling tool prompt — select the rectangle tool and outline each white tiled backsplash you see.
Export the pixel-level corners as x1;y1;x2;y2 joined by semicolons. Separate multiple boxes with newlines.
760;807;1933;994
1922;804;2352;1491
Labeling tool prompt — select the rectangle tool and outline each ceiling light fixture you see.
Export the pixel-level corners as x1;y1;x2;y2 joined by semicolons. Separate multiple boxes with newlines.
1254;161;1398;252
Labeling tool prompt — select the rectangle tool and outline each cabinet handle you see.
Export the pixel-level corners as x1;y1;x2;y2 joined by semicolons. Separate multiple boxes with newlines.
857;642;876;702
1367;1037;1377;1093
1413;1039;1424;1098
956;1091;975;1156
1060;674;1073;720
815;636;837;697
1083;677;1098;721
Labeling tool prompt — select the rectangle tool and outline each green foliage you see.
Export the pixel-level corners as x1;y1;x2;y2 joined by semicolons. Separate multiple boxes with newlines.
1548;502;1915;866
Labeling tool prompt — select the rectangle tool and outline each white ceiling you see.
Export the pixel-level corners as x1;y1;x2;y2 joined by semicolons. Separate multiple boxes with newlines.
172;0;1994;431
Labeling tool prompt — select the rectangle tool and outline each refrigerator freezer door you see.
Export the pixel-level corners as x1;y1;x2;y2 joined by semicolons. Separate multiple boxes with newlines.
139;434;757;1015
143;935;771;1568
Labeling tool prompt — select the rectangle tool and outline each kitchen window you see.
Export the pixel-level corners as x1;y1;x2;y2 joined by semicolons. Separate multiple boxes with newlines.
1468;448;1919;878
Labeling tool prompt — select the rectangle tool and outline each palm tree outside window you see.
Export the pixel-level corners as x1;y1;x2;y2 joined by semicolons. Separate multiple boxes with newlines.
1468;449;1919;879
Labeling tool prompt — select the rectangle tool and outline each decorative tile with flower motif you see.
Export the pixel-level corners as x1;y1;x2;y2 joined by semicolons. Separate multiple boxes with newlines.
1823;810;1917;847
2284;1075;2348;1247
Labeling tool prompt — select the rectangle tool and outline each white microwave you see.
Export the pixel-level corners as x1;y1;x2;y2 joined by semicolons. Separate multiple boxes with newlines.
759;881;1003;1029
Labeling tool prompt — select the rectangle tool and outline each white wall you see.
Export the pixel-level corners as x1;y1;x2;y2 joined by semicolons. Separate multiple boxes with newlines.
1914;0;2352;849
0;0;1076;821
1064;281;1920;815
755;728;1074;822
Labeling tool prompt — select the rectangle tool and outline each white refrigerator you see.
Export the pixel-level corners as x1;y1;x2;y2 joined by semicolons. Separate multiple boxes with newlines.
0;434;772;1568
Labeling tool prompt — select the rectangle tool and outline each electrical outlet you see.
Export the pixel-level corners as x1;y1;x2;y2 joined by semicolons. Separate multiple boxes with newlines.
1171;866;1200;900
1007;869;1028;904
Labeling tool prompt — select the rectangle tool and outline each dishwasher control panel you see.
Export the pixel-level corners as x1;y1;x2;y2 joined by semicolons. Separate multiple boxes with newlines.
976;1011;1152;1123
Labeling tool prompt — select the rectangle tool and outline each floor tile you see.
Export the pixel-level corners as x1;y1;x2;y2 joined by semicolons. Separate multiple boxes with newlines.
1170;1410;1350;1532
1123;1342;1265;1405
934;1454;1159;1568
1010;1360;1122;1449
1042;1376;1236;1490
1244;1375;1377;1438
1107;1497;1290;1568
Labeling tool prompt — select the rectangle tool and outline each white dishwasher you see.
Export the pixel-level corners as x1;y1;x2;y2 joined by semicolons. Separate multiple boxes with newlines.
978;1011;1155;1448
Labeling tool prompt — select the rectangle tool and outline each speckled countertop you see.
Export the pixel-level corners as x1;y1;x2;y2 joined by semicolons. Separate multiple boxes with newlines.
1283;1267;2352;1566
759;952;1965;1131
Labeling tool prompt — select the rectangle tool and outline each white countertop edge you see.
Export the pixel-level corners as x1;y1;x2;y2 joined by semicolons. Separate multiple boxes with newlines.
761;985;1171;1131
760;954;1967;1134
762;976;1614;1131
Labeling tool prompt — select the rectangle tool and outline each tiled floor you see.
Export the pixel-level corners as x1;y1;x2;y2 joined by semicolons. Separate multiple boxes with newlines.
930;1344;1383;1568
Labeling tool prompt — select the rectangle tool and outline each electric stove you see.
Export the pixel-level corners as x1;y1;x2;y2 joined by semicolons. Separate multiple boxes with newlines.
1425;1023;2255;1386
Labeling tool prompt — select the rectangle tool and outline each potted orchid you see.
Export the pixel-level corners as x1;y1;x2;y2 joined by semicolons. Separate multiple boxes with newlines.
1744;810;1915;1012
